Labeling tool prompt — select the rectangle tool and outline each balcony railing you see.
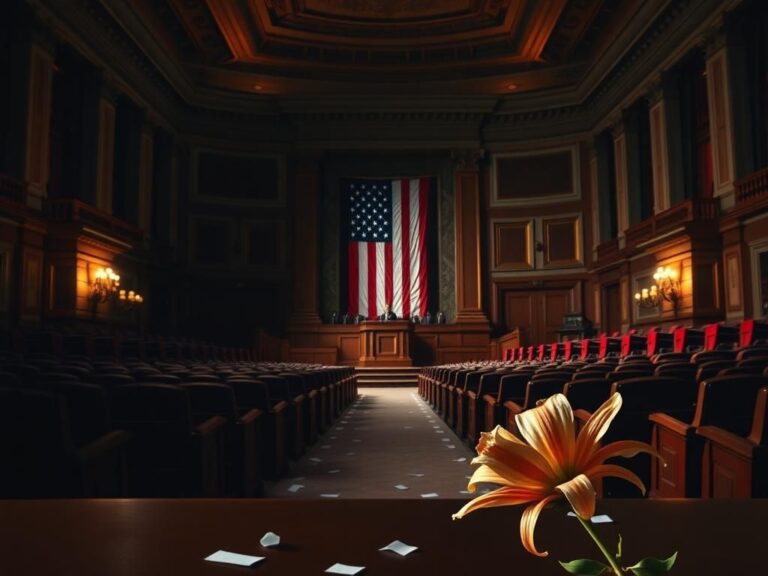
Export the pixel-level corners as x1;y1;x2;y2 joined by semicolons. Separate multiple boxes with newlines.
47;198;143;244
624;198;718;249
0;173;27;204
735;166;768;204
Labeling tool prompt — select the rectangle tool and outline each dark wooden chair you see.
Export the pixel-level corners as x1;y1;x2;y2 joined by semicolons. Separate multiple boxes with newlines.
505;376;573;434
182;383;263;497
467;371;509;444
698;386;768;498
482;371;533;433
563;377;614;415
0;387;130;498
649;375;768;498
110;383;226;496
576;376;698;497
228;378;289;479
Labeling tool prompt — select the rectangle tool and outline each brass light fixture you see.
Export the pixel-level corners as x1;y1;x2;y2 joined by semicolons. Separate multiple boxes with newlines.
634;266;681;310
90;267;120;302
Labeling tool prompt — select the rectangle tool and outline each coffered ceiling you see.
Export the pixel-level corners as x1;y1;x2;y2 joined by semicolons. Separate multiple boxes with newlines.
125;0;637;96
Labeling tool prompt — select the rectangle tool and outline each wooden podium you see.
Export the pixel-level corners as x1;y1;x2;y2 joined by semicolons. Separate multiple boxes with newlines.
358;320;413;367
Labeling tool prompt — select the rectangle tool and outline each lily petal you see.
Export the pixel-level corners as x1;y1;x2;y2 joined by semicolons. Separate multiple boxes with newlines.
466;463;542;493
555;473;596;520
574;392;623;466
585;439;662;471
515;394;576;475
586;463;648;495
473;427;555;485
452;485;541;520
520;494;560;557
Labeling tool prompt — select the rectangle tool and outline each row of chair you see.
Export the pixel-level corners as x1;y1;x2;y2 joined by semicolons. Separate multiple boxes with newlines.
419;345;768;498
0;359;357;498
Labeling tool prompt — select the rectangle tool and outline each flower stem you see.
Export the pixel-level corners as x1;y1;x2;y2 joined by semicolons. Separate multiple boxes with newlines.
575;515;623;575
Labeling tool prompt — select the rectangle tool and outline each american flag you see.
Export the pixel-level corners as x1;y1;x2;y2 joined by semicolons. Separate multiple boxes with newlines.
345;177;432;320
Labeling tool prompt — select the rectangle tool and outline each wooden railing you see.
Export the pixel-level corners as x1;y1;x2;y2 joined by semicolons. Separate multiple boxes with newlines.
624;198;718;249
735;166;768;204
47;198;143;243
0;173;27;204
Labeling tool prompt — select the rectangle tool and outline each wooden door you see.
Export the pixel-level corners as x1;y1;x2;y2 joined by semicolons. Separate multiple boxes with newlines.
503;287;575;345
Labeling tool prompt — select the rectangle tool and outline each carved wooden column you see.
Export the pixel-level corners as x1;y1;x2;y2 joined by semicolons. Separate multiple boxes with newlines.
95;79;119;214
138;121;154;237
23;33;55;210
289;154;322;325
704;29;737;209
611;118;630;248
647;82;672;214
452;149;488;325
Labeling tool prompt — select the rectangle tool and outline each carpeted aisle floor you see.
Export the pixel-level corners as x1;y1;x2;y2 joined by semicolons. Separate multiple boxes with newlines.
267;387;482;499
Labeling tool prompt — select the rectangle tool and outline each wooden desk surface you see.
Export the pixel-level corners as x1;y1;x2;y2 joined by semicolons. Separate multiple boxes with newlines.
0;498;765;575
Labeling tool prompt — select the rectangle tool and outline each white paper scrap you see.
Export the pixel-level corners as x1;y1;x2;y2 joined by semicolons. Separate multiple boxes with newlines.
287;484;304;493
421;493;439;498
446;445;455;449
432;426;440;429
441;438;450;442
321;493;340;498
566;512;614;524
309;457;322;463
328;469;341;474
394;484;409;490
408;473;425;477
205;550;265;567
379;540;418;557
435;430;444;434
454;457;467;462
260;531;281;548
326;563;365;575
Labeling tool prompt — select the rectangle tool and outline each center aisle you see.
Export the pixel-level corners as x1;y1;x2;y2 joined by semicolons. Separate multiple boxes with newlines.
267;387;479;499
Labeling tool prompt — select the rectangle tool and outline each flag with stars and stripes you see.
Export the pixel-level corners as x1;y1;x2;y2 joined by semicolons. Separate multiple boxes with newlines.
344;177;433;320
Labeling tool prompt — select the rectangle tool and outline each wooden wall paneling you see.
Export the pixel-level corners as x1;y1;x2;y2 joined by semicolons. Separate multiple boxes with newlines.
95;93;116;214
24;44;54;208
290;155;321;324
542;214;582;268
620;275;629;330
138;126;154;235
491;145;580;207
706;41;736;209
612;126;629;241
454;150;487;324
20;248;43;323
723;249;743;319
504;291;536;344
492;219;534;270
542;289;571;342
649;94;671;213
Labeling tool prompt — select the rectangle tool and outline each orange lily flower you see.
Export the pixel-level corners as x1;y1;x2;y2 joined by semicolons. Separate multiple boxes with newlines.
453;392;659;557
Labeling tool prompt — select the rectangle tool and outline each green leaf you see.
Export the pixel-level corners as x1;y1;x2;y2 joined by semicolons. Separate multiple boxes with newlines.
559;558;611;575
616;533;623;563
627;551;679;576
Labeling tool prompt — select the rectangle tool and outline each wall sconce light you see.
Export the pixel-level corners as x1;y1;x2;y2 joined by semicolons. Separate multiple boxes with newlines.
118;289;144;308
90;267;120;302
634;266;681;310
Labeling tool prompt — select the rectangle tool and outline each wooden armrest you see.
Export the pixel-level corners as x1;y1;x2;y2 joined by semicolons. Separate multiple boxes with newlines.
649;412;693;436
77;429;132;462
482;394;497;405
504;400;524;415
195;415;228;436
239;408;263;425
696;426;756;458
467;391;479;401
573;408;593;425
270;400;289;414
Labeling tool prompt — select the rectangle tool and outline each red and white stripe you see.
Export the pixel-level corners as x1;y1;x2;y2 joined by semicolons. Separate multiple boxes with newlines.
348;177;430;319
